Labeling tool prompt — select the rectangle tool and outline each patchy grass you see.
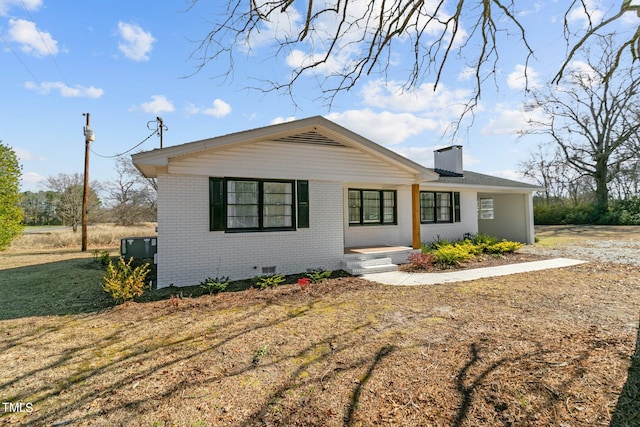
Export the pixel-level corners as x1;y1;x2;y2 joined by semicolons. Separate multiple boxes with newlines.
0;225;639;426
11;223;156;250
534;224;640;247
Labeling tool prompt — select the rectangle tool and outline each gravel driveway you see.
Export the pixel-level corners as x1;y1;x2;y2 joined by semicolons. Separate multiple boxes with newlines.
521;226;640;266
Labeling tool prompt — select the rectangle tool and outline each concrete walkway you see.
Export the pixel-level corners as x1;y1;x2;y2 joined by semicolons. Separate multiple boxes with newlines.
362;258;587;286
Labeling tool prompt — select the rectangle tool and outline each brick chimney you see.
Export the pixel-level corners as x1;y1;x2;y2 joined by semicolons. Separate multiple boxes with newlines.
434;145;463;177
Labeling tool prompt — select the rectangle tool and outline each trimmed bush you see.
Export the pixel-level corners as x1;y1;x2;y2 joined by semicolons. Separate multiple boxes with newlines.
432;245;474;266
487;240;523;254
422;233;524;266
103;257;151;304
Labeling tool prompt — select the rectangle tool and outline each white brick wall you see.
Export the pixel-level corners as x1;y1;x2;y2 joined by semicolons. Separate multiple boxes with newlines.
420;190;478;244
343;185;413;248
156;175;344;287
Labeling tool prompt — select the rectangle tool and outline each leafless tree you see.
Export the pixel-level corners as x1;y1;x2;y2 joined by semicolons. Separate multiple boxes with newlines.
45;173;103;232
610;160;640;199
519;145;571;205
526;34;640;213
106;157;157;226
188;0;640;112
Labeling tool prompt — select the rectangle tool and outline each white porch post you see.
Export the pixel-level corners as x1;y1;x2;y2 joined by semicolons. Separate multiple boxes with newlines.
412;184;421;249
525;192;535;244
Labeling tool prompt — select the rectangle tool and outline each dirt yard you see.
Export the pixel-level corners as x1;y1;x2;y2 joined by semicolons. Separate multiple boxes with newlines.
1;226;639;426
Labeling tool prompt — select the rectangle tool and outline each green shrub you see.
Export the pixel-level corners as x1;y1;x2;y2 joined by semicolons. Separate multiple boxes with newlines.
471;233;499;246
423;237;453;252
92;249;111;266
252;274;285;290
305;269;332;283
432;245;474;266
457;239;485;256
103;257;151;304
252;345;270;364
487;240;523;254
200;276;229;295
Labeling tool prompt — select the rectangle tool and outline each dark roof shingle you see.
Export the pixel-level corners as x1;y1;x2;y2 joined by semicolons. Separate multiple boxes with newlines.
432;169;542;190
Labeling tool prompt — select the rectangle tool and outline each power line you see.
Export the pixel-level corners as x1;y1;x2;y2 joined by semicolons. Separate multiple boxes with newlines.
19;0;69;86
90;130;158;159
0;33;43;86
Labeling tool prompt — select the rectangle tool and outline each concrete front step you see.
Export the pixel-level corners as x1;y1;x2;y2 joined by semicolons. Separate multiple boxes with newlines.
342;257;394;268
346;264;399;275
341;257;399;275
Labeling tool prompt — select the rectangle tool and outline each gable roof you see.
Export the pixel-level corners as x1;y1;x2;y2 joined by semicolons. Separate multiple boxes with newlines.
132;116;439;181
132;115;542;192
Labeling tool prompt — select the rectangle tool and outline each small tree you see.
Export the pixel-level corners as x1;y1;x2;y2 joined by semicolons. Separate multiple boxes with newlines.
0;142;24;250
106;157;157;225
45;173;103;231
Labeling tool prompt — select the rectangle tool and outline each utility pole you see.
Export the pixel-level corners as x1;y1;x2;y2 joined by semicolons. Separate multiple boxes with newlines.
148;117;167;148
157;116;164;148
156;116;167;148
82;113;95;252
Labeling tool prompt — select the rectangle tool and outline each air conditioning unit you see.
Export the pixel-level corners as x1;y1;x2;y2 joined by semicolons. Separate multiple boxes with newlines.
120;236;157;261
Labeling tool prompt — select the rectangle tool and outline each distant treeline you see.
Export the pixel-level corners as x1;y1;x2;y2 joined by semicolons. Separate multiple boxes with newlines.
534;197;640;225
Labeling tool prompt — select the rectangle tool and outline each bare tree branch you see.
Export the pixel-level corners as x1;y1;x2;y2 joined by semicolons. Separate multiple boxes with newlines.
187;0;535;111
526;35;640;212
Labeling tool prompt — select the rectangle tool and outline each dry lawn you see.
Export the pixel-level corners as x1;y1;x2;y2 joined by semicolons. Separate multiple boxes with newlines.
0;226;639;426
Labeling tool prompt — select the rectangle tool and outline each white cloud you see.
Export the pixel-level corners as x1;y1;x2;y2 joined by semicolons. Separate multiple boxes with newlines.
457;66;476;81
117;22;155;61
481;105;547;136
8;19;58;57
360;79;474;118
390;145;480;169
276;0;468;81
517;2;543;17
202;99;232;118
507;64;541;90
137;95;175;114
184;102;200;116
242;4;301;50
286;49;349;76
487;169;533;183
21;171;46;188
271;116;296;125
391;146;441;168
185;99;232;118
24;81;104;98
14;147;34;161
326;109;439;145
565;60;600;87
14;147;45;161
0;0;41;16
566;0;605;28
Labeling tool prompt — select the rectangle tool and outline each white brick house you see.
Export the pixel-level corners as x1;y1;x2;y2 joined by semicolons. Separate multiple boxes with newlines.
133;116;542;287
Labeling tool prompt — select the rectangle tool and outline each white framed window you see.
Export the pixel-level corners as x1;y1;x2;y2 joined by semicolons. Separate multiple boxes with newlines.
420;191;461;223
348;189;397;225
479;198;494;220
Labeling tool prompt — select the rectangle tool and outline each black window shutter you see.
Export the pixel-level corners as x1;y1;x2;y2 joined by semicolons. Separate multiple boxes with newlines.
297;180;309;228
454;192;461;223
209;177;225;231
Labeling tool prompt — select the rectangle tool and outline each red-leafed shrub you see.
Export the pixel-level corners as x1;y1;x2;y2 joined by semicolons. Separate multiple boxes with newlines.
407;252;435;271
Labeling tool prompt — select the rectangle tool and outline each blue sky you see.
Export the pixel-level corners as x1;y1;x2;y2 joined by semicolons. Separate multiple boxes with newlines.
1;0;636;192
